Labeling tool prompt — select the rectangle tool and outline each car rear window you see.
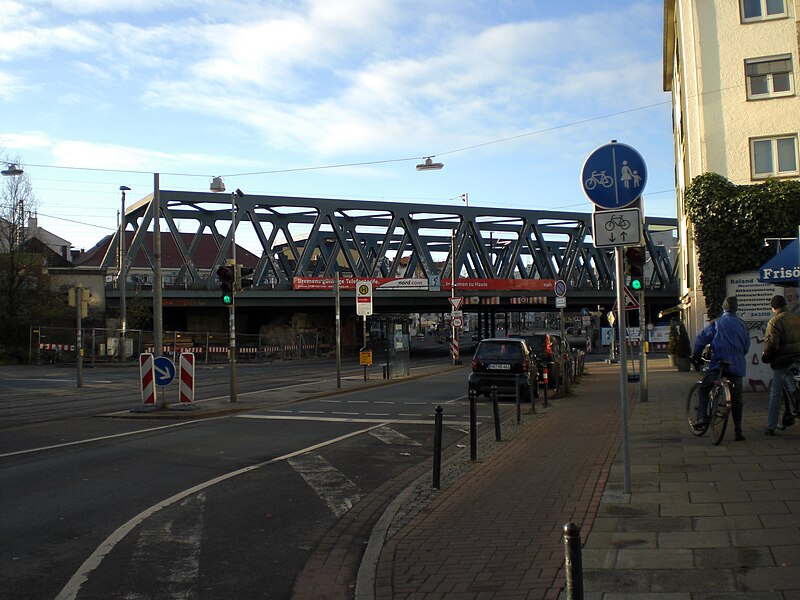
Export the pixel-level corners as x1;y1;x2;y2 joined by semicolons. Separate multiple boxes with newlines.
476;342;524;360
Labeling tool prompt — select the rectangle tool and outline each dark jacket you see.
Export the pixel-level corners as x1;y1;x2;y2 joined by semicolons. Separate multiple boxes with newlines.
762;307;800;370
693;310;750;376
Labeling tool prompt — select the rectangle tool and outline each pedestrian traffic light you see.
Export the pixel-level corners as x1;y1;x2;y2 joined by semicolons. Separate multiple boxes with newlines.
216;265;235;305
625;246;645;291
237;265;254;291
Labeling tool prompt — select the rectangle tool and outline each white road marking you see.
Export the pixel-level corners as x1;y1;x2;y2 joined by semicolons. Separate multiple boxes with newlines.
121;493;205;599
55;424;388;600
288;454;361;517
236;414;474;426
369;426;421;446
0;421;208;459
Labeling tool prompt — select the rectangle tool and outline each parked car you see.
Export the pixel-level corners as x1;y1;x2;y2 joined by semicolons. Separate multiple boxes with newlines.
468;338;538;399
548;334;571;383
508;333;559;390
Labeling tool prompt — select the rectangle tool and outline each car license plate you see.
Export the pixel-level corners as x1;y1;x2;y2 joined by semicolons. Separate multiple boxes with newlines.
488;364;511;370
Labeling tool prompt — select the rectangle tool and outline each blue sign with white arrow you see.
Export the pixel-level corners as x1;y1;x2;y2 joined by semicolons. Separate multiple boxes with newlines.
153;356;176;386
582;142;647;209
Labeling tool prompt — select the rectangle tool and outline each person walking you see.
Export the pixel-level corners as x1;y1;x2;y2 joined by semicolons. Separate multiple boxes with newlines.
692;296;751;440
761;294;800;435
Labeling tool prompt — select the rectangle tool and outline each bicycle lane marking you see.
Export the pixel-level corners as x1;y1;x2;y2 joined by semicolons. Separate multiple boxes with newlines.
0;420;209;459
54;421;389;600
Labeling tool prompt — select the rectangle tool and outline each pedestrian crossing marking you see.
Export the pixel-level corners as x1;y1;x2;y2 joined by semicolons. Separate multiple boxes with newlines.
288;453;362;517
369;426;421;446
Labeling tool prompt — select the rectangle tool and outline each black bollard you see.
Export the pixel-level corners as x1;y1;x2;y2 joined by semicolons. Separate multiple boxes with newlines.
530;376;537;414
563;522;583;600
515;376;521;425
432;405;443;489
491;385;501;441
543;367;549;408
469;388;477;462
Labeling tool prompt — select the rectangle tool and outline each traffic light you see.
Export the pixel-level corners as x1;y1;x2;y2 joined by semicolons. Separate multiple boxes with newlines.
216;265;235;305
625;246;645;291
237;265;255;291
68;287;90;317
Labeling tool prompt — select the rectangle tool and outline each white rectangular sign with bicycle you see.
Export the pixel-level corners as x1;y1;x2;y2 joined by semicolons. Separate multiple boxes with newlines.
591;207;643;248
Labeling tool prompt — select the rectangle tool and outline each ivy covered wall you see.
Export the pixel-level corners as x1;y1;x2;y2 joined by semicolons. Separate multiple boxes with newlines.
684;173;800;318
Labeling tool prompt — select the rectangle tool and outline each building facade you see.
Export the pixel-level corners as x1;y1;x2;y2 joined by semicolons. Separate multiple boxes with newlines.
663;0;800;335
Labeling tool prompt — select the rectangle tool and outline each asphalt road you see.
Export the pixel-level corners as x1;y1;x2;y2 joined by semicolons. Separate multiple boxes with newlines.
0;359;508;599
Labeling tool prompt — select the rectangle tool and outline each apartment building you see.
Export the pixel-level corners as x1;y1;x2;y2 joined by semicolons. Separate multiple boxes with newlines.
663;0;800;335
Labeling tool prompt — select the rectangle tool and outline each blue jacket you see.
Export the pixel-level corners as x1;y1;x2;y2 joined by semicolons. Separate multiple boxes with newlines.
693;310;750;376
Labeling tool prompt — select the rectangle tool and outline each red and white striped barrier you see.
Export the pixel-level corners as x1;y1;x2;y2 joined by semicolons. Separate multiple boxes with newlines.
139;353;156;406
451;336;459;363
179;352;195;405
39;343;76;351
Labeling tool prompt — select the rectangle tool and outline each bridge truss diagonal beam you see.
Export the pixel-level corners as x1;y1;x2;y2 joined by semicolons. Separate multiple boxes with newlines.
102;191;678;296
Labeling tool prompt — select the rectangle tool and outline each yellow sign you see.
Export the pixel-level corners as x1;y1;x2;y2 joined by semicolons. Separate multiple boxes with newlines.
359;350;373;366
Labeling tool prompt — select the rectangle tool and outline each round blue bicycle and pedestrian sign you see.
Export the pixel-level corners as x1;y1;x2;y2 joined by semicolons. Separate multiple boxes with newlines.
581;142;647;209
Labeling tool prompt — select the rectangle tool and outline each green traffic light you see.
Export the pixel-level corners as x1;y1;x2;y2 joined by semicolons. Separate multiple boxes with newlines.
630;279;643;291
222;293;233;305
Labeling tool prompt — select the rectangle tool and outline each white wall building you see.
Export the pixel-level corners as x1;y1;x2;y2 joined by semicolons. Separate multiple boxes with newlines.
663;0;800;336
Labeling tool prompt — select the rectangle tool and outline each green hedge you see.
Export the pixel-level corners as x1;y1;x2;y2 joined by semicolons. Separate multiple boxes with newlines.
684;174;800;318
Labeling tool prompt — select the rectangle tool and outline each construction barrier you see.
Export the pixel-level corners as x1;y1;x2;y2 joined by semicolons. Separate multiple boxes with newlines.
178;352;195;405
139;353;156;407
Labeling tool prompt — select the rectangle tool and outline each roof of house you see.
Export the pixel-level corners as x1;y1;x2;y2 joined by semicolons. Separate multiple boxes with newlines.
73;231;261;269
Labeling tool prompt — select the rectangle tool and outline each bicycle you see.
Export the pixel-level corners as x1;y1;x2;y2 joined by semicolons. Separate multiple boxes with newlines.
604;214;631;231
584;170;613;189
776;361;800;430
36;348;64;366
685;359;733;445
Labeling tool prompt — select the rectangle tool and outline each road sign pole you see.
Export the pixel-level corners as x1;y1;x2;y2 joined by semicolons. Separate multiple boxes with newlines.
639;287;648;403
615;246;631;494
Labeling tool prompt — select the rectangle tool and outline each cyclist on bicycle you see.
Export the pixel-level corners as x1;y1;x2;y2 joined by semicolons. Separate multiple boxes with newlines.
761;294;800;436
691;296;750;441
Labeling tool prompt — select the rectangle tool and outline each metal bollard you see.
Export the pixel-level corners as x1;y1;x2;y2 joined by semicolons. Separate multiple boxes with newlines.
432;405;443;489
543;367;549;407
515;376;521;425
491;385;501;441
563;522;583;600
530;376;537;414
469;388;477;462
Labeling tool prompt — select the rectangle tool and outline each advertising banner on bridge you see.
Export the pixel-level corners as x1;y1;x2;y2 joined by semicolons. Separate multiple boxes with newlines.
293;277;556;292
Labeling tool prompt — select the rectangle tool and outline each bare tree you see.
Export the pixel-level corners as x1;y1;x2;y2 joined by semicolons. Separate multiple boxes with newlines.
0;155;43;359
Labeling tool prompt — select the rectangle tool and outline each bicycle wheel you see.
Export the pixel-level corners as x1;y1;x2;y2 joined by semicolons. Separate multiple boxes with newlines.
686;383;708;436
710;384;730;445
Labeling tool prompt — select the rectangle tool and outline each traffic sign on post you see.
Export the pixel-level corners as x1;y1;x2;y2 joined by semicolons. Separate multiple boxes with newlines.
449;296;464;311
591;207;643;247
154;356;176;386
582;141;647;209
356;281;373;316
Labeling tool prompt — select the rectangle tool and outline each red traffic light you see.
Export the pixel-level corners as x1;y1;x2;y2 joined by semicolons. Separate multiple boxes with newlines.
625;246;644;266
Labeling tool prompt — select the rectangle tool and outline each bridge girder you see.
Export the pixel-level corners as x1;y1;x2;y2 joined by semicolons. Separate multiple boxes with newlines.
104;191;678;297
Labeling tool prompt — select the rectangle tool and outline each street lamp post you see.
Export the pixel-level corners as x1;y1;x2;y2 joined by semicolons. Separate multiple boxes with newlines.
119;185;130;361
229;188;244;403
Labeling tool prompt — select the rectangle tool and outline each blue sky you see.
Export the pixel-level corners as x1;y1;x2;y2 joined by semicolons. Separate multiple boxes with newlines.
1;0;675;253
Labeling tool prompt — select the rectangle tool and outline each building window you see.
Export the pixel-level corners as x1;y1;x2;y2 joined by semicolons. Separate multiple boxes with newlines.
741;0;787;21
746;55;794;99
750;135;798;178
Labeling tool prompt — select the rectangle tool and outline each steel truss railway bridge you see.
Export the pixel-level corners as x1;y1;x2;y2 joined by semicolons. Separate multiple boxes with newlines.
100;190;679;328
